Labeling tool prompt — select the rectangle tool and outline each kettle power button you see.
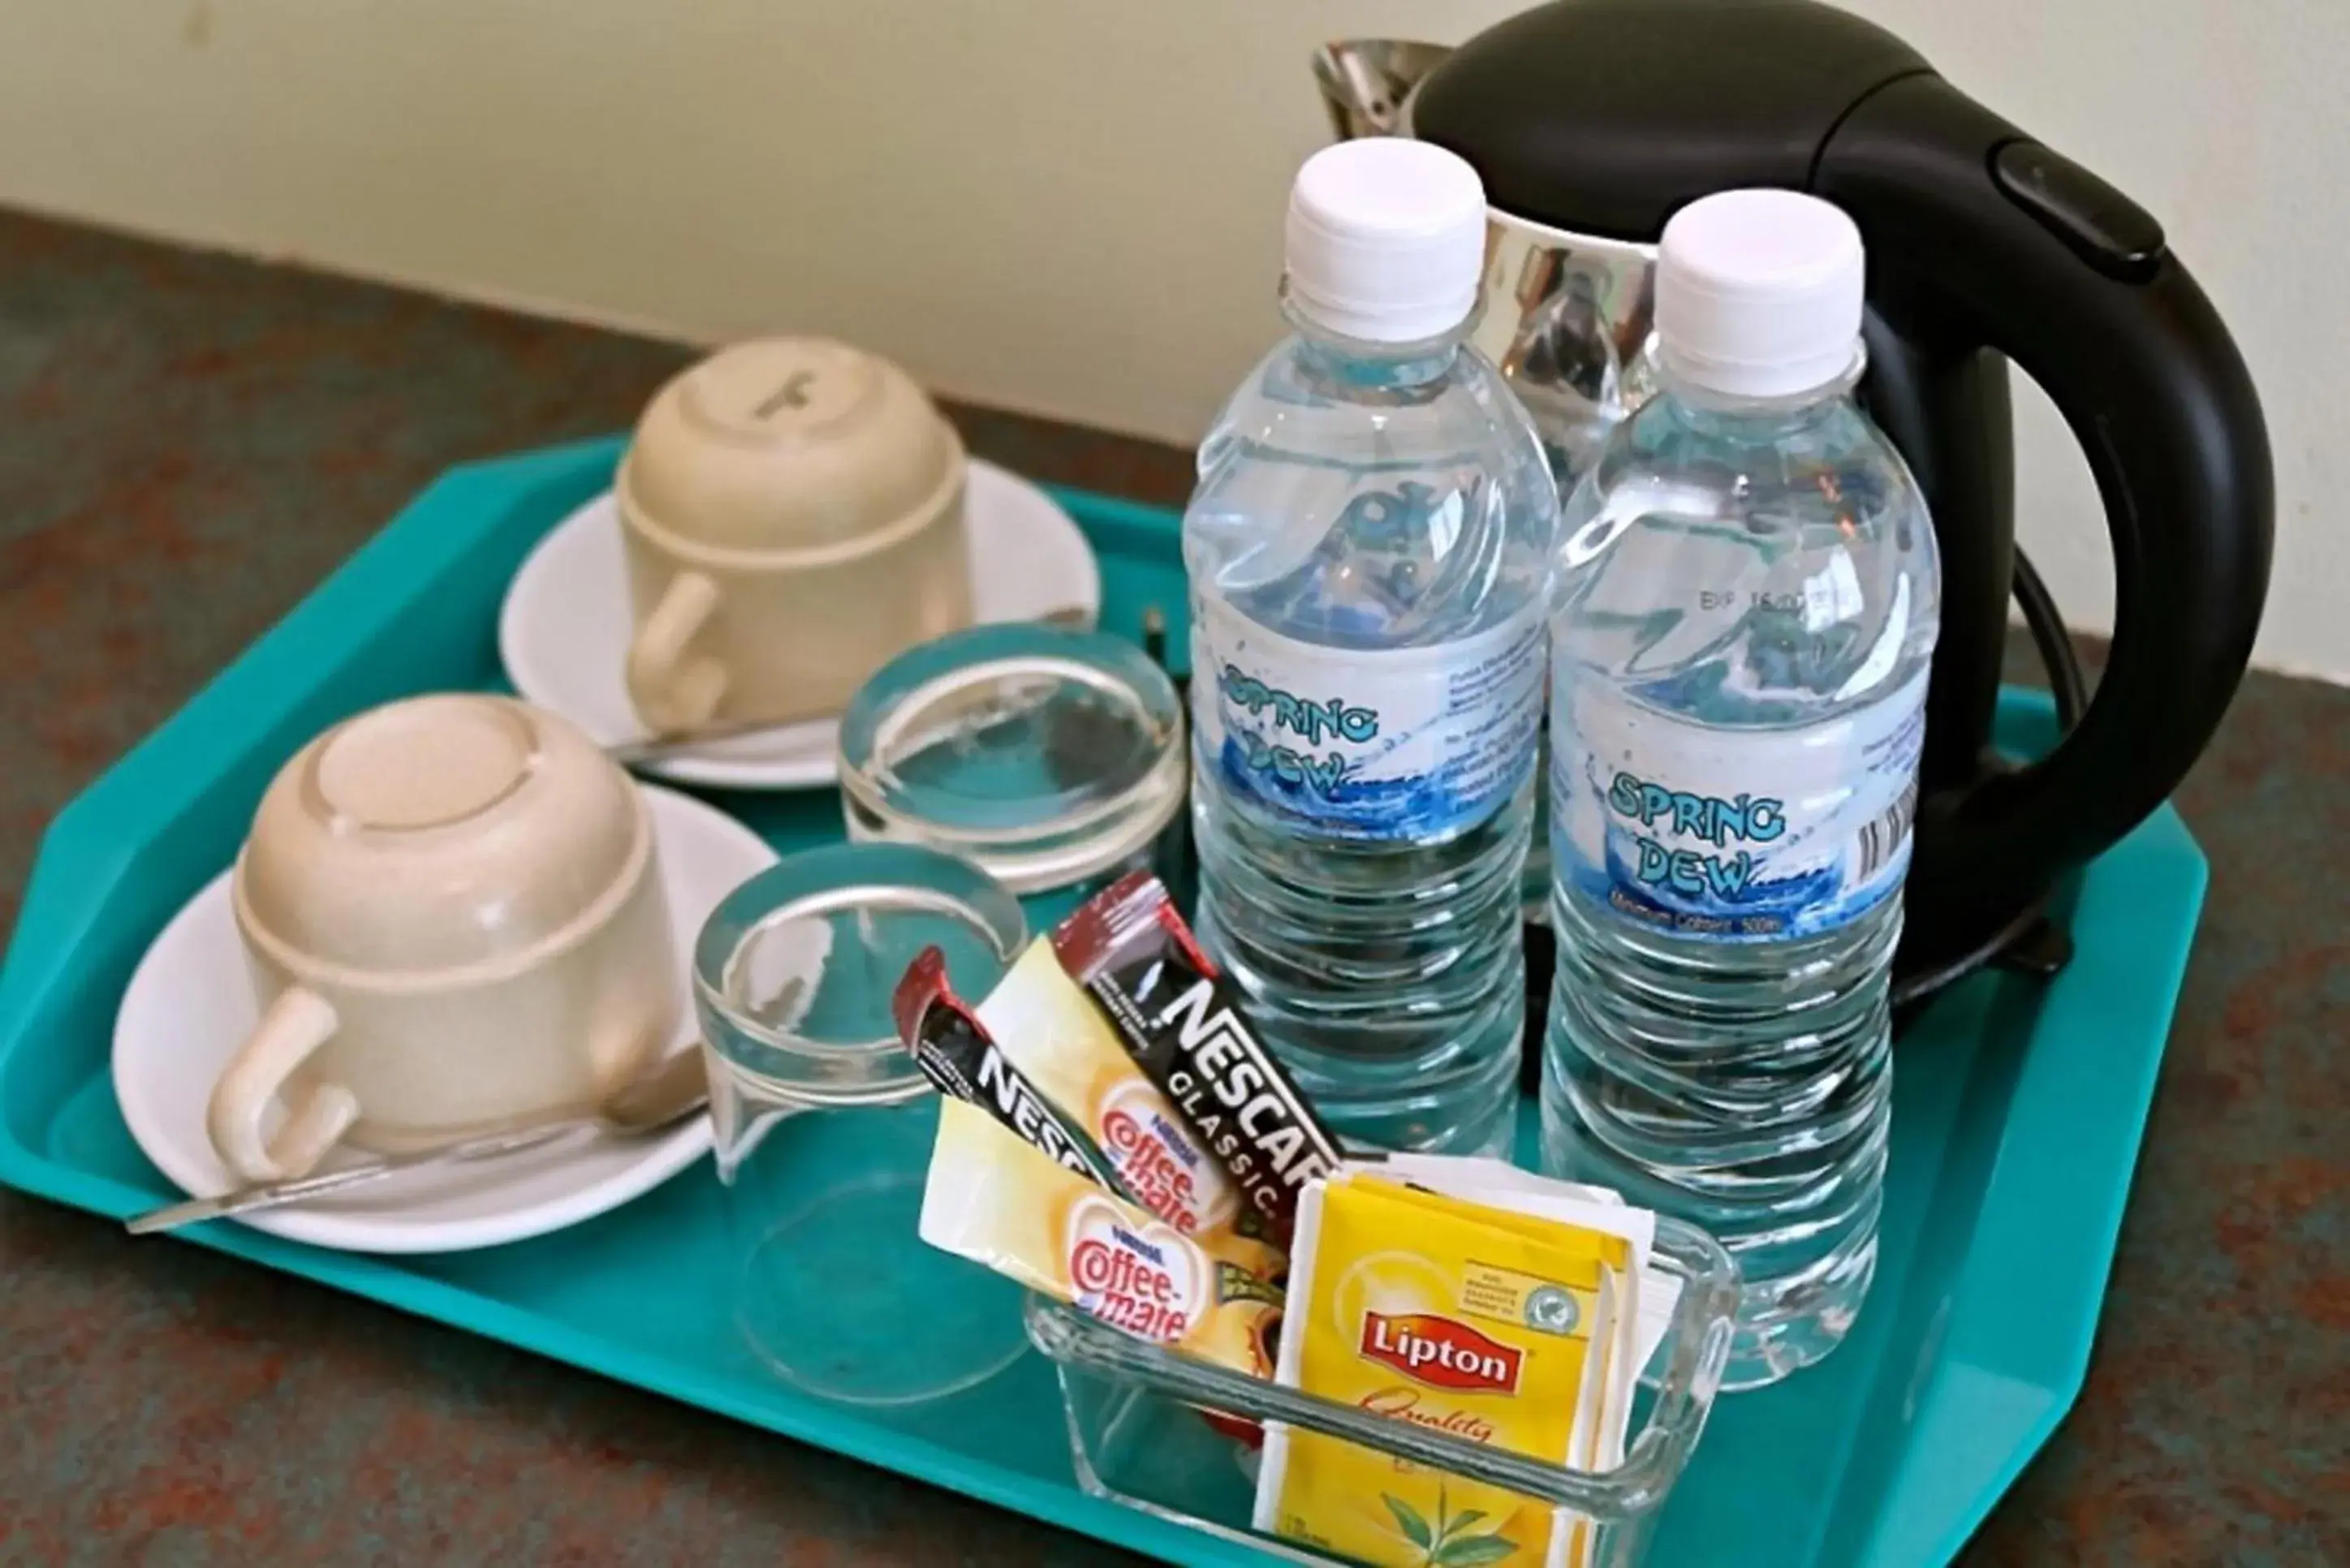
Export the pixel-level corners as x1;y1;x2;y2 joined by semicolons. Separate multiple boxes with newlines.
1991;140;2167;283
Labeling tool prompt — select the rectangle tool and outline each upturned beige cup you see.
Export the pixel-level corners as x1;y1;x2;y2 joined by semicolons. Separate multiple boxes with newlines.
209;694;679;1182
619;337;973;735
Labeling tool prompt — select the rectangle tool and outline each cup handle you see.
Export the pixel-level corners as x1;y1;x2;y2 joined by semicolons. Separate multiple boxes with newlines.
206;986;360;1182
626;569;727;732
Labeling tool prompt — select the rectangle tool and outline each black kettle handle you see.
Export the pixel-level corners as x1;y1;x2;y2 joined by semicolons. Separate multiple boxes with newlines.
1816;73;2274;908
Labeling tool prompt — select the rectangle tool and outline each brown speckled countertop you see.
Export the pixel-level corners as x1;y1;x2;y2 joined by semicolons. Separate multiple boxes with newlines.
0;210;2341;1566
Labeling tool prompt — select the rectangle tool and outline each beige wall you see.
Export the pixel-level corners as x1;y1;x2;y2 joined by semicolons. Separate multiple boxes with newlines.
2;0;2341;678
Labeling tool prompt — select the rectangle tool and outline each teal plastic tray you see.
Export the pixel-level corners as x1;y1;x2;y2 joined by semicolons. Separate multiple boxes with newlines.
0;437;2206;1568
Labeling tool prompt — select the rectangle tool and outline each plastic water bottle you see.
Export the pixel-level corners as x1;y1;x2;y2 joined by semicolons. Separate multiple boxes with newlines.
1185;140;1559;1157
1541;190;1941;1386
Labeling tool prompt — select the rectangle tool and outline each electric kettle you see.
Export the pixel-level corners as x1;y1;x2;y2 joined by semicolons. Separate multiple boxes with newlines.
1317;0;2274;999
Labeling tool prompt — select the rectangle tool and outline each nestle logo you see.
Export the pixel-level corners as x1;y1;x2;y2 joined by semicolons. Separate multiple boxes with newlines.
1110;1225;1164;1266
1149;1110;1200;1167
1359;1312;1524;1394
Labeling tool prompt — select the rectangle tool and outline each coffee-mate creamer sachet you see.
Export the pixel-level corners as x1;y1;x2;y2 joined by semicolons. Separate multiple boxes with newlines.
918;1097;1285;1373
1255;1174;1630;1568
898;946;1285;1376
984;939;1253;1246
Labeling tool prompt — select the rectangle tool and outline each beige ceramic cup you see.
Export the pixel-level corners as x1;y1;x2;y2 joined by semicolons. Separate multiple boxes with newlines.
619;337;973;734
208;694;679;1182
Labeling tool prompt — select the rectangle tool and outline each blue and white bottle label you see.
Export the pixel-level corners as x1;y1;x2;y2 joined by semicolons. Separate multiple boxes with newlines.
1192;597;1544;843
1551;670;1929;941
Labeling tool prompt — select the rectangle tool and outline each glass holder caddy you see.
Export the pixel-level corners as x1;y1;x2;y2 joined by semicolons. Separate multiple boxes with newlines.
1029;1216;1739;1566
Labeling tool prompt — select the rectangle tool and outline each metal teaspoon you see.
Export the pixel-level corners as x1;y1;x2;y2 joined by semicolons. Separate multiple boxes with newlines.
126;1048;712;1235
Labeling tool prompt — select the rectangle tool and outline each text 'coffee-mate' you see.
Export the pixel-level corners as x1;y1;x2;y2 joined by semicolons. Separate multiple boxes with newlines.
899;875;1342;1376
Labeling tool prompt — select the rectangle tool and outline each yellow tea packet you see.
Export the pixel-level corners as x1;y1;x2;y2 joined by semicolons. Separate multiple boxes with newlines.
917;1097;1285;1375
1326;1168;1657;1566
1254;1174;1630;1568
1352;1157;1664;1478
1322;1172;1637;1556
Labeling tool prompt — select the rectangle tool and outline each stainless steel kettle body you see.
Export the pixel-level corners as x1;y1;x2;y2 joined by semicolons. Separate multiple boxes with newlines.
1316;39;1658;488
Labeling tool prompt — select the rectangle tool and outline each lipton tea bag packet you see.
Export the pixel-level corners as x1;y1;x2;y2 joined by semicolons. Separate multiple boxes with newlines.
1350;1154;1674;1430
1352;1152;1625;1211
1350;1155;1669;1453
1320;1172;1639;1559
1326;1165;1657;1566
1254;1174;1631;1568
917;1098;1286;1373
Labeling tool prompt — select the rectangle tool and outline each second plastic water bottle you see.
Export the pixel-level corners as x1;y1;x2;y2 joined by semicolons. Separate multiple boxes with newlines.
1542;189;1942;1386
1185;140;1559;1156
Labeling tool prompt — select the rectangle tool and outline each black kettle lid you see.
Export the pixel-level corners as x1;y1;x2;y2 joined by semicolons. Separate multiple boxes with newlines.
1412;0;1931;240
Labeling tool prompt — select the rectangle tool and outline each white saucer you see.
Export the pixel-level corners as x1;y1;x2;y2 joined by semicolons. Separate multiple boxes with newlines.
112;785;777;1255
498;459;1102;791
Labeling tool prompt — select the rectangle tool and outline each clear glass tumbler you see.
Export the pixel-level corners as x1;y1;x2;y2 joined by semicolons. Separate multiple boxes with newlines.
837;622;1188;929
695;842;1030;1406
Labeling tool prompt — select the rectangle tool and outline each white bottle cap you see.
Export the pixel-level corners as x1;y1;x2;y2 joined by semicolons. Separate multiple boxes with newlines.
1654;188;1865;398
1284;140;1488;343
